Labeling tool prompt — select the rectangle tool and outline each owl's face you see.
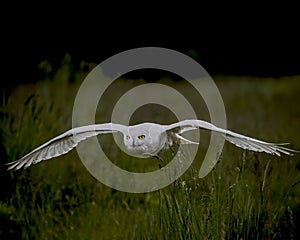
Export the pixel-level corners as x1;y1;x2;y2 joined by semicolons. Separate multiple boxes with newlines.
123;123;167;158
124;130;150;148
123;131;150;158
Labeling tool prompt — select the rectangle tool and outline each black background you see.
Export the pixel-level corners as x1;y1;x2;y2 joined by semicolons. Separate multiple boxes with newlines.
2;7;299;86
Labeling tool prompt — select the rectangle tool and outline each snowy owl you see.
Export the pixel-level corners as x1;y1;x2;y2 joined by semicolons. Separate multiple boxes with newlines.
7;120;297;170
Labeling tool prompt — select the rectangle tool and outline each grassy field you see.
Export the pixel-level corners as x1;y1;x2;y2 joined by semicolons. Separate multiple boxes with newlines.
1;56;300;239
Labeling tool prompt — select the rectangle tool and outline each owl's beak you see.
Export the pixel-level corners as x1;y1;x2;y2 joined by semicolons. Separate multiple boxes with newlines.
132;139;141;147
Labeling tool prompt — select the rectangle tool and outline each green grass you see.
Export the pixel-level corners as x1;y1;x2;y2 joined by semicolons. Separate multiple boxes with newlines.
1;57;300;239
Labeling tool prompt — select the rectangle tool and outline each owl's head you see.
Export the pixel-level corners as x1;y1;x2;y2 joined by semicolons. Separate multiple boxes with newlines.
123;123;167;158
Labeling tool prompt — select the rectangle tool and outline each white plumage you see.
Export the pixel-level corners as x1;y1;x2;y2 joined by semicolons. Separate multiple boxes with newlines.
7;120;297;170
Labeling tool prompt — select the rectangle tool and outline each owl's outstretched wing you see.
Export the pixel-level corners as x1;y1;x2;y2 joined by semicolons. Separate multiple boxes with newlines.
7;123;127;170
164;120;297;156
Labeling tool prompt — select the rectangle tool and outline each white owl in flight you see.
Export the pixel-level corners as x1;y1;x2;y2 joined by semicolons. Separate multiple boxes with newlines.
6;120;297;171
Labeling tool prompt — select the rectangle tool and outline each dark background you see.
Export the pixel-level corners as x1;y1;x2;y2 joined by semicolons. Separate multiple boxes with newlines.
2;8;299;86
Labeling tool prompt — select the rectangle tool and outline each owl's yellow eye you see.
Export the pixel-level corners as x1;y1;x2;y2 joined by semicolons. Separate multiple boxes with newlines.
138;135;145;140
126;135;131;140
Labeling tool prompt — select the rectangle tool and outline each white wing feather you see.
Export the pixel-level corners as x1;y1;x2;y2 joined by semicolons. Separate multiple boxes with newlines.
7;123;127;170
164;120;297;156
